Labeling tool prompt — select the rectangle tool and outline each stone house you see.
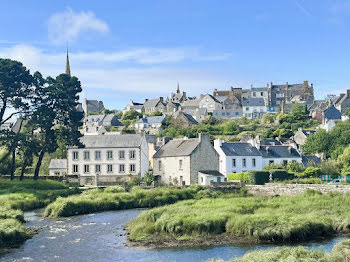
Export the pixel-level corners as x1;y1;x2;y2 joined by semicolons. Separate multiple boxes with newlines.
335;89;350;113
242;97;267;118
180;98;201;110
293;128;316;151
82;98;105;116
213;87;243;103
199;94;224;113
67;134;149;186
169;84;187;103
49;159;67;176
153;133;220;185
123;100;144;114
212;109;243;119
170;111;199;128
82;114;123;134
214;95;241;110
143;97;166;114
182;108;208;123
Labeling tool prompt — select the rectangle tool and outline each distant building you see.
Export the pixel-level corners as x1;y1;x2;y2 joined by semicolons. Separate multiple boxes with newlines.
82;114;123;135
320;105;342;131
213;87;243;103
123;100;144;114
170;111;199;128
143;97;166;114
49;159;67;176
67;134;149;186
199;94;224;113
82;98;105;116
335;89;350;113
169;84;187;103
180;98;201;110
212;109;243;119
293;128;316;151
153;133;219;185
134;115;166;134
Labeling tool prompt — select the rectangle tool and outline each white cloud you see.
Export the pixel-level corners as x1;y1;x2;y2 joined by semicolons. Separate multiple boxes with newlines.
48;7;109;45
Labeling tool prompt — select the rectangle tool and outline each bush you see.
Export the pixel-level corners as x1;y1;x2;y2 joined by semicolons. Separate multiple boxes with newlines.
104;185;125;193
271;170;295;181
299;167;322;178
227;172;249;182
0;219;31;249
246;171;270;185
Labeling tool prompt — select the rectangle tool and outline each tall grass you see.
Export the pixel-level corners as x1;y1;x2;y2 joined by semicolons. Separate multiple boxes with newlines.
0;179;80;250
207;239;350;262
44;186;214;217
127;191;350;245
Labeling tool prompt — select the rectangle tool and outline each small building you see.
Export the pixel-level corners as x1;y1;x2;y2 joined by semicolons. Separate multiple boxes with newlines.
335;89;350;113
170;111;199;128
134;115;166;134
67;134;149;186
320;105;342;131
198;170;225;185
153;133;219;185
49;159;67;176
293;128;316;151
212;109;243;119
123;100;144;114
143;97;166;114
82;98;105;115
180;98;201;110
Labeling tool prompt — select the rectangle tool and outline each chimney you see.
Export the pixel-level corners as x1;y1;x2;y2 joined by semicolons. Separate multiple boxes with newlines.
214;139;222;148
270;82;273;87
304;80;309;87
160;97;164;103
347;89;350;97
183;91;187;99
145;99;149;102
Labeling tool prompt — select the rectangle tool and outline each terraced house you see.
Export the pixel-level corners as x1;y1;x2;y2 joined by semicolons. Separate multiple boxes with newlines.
67;134;149;186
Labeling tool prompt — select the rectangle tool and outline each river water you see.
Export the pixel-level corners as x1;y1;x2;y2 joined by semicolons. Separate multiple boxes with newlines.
0;209;347;262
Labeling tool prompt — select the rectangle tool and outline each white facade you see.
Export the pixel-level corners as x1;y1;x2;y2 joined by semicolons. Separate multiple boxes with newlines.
243;105;267;118
199;94;224;113
67;134;149;186
198;172;224;185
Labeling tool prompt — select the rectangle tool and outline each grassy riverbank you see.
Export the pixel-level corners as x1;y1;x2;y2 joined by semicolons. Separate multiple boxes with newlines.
207;239;350;262
127;190;350;247
0;179;80;250
44;186;220;217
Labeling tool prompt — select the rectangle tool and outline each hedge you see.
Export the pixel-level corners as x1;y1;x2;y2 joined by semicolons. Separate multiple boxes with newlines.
228;170;295;185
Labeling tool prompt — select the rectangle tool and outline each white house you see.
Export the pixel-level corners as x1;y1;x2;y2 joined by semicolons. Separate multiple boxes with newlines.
242;98;267;118
214;137;302;177
214;140;263;176
67;134;149;186
198;170;225;186
319;105;342;132
49;159;67;176
134;115;165;133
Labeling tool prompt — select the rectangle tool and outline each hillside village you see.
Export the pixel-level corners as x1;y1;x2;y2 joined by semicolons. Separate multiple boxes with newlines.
23;54;348;187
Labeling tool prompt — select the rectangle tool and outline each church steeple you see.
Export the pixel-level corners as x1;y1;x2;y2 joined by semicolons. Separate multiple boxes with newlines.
176;83;180;94
65;46;71;76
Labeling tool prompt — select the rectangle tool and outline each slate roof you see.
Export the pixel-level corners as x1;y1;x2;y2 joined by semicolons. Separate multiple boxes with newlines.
242;97;265;107
251;87;268;92
11;118;23;134
214;95;229;103
301;129;316;136
181;98;201;108
136;115;165;124
199;170;224;176
202;94;221;103
323;105;342;120
302;155;321;167
220;142;261;156
84;115;105;122
74;134;143;148
259;146;301;158
144;98;165;108
153;138;200;158
262;139;282;146
49;159;67;169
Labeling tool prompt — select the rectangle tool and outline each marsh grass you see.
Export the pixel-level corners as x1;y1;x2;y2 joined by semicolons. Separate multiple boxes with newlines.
207;239;350;262
0;179;80;250
127;191;350;245
44;186;213;217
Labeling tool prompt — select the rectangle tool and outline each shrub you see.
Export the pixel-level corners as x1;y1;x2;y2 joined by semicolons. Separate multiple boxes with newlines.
299;167;322;178
271;170;295;181
227;172;249;182
246;171;270;185
104;185;125;193
0;219;31;249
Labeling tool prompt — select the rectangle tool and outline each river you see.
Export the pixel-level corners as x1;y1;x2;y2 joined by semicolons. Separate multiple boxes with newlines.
0;209;347;262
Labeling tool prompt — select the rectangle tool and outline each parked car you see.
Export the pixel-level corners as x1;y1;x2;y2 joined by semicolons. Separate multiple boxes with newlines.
328;179;340;185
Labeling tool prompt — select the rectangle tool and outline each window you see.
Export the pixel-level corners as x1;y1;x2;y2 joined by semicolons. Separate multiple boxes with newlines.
84;165;90;173
253;92;256;97
130;164;136;172
129;150;135;159
73;164;78;173
107;164;113;173
54;171;60;176
73;151;79;160
95;151;101;160
119;150;125;160
119;164;125;173
283;160;288;166
246;107;249;111
242;158;246;167
261;92;264;96
84;151;90;160
232;158;236;167
95;165;101;173
201;177;204;183
179;159;183;170
269;160;275;165
107;151;113;160
158;160;162;171
252;158;256;167
217;177;221;182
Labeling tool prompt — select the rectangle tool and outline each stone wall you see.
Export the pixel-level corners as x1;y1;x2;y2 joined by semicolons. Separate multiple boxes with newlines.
246;183;350;196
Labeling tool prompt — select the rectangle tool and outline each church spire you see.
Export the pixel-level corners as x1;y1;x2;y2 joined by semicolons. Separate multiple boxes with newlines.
176;82;180;94
65;45;71;76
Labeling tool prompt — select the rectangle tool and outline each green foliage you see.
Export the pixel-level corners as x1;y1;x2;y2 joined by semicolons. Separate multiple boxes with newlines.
128;176;143;186
299;167;322;178
247;171;270;185
286;161;305;173
264;163;285;171
104;185;125;193
278;177;323;184
44;186;206;217
227;172;249;183
122;110;143;120
272;170;295;181
0;219;31;249
338;145;350;172
128;192;350;245
144;171;155;186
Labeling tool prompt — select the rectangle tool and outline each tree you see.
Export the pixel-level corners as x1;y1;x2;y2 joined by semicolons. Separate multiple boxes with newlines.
289;103;308;121
303;129;330;155
338;145;350;172
0;59;34;125
122;110;143;120
31;73;83;179
261;113;275;125
144;171;154;186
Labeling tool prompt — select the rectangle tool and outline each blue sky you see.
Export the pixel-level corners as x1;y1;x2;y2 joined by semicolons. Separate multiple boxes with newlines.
1;0;350;109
